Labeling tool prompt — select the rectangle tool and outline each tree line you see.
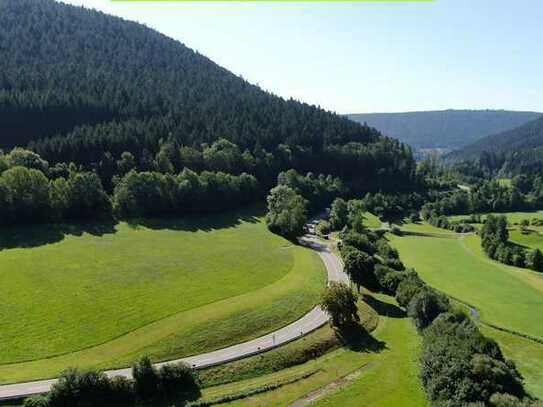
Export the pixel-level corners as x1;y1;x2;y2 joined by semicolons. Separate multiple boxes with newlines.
420;177;543;220
0;0;422;219
0;148;259;226
265;171;345;238
481;215;543;272
23;357;199;407
36;133;418;197
323;208;538;406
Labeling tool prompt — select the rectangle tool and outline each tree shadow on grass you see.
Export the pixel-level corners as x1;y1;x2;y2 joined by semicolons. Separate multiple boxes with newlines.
126;204;263;233
335;322;387;354
362;294;406;319
137;388;201;407
0;204;265;251
0;220;117;251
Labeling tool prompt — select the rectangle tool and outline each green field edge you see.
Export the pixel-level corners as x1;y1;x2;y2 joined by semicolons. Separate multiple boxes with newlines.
0;247;301;366
0;244;326;384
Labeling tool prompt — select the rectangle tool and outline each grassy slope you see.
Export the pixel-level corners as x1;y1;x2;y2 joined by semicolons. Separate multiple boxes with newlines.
479;326;543;399
199;299;378;390
449;210;543;224
389;233;543;339
510;229;543;250
0;206;326;383
312;297;427;407
389;232;543;398
213;294;427;407
398;221;458;236
363;212;382;229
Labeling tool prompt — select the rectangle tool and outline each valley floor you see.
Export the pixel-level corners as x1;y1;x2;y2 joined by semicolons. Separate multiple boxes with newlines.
0;206;326;383
195;293;427;407
389;223;543;398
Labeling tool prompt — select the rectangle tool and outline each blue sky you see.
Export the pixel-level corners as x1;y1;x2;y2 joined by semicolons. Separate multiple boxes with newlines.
63;0;543;114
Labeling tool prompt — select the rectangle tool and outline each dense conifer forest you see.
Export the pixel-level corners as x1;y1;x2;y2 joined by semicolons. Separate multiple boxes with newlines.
0;0;421;227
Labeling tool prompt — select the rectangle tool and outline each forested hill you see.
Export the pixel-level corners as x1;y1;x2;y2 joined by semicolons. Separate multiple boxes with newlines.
348;110;540;150
0;0;421;226
447;115;543;161
0;0;379;160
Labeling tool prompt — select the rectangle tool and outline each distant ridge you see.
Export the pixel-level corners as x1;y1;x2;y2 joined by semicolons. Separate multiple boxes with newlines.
447;114;543;161
347;109;540;150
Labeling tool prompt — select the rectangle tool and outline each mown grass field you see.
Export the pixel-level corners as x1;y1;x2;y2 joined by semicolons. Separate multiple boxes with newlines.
398;221;458;236
389;230;543;398
363;212;382;229
0;206;326;383
479;326;543;398
312;295;427;407
510;229;543;250
210;294;427;406
389;233;543;340
449;210;543;225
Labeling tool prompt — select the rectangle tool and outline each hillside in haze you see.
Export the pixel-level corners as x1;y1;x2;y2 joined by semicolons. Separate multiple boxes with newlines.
348;110;540;150
448;114;543;161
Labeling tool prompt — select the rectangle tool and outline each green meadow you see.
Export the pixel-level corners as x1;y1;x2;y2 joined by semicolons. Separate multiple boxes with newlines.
311;295;427;407
389;228;543;398
389;232;543;340
211;294;427;407
363;212;382;229
510;229;543;250
449;210;543;225
0;206;326;383
397;221;458;236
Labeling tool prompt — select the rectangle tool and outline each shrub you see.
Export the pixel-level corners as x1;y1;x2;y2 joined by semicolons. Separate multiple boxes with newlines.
341;231;377;255
47;368;133;407
315;220;331;237
158;362;200;401
470;354;525;403
374;265;402;294
133;356;160;400
526;248;543;272
390;225;402;235
395;271;425;308
490;393;542;407
383;256;405;271
376;239;399;259
420;312;525;406
23;396;50;407
320;282;359;328
407;287;450;330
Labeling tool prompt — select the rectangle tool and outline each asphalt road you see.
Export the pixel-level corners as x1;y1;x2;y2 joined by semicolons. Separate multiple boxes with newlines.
0;232;347;401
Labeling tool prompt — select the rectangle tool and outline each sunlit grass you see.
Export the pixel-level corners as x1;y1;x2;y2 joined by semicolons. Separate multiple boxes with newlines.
0;205;326;383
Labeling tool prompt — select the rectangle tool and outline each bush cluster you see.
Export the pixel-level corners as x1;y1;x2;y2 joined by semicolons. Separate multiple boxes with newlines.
336;222;405;292
266;170;345;238
23;357;200;407
113;169;259;218
372;262;536;406
481;215;543;272
363;233;538;406
420;312;535;406
425;214;475;233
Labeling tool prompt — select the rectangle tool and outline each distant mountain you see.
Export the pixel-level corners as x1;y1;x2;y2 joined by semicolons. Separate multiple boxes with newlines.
347;110;540;150
447;115;543;161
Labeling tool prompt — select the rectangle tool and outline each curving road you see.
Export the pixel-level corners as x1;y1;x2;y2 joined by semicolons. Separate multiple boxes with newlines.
0;230;347;401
